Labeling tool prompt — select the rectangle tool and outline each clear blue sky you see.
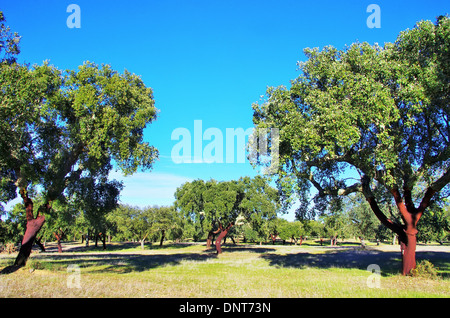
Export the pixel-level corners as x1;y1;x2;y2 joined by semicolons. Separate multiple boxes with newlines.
2;1;449;218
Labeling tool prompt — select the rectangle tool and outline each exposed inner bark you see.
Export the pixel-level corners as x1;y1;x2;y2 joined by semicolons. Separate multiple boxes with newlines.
270;233;277;245
361;176;436;275
14;190;47;267
207;227;221;248
54;231;63;253
215;223;234;254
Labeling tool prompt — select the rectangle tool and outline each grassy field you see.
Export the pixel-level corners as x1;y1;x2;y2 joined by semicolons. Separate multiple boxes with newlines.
0;241;449;298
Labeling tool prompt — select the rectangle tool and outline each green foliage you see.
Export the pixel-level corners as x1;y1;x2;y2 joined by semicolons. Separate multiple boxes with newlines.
0;202;27;243
0;11;20;64
278;220;304;243
417;203;450;243
0;11;159;233
241;226;260;243
108;204;183;245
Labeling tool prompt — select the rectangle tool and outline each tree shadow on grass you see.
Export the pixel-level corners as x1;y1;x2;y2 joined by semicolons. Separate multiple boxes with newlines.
24;251;218;274
211;244;277;254
0;265;21;274
261;248;450;277
0;243;275;275
56;241;203;253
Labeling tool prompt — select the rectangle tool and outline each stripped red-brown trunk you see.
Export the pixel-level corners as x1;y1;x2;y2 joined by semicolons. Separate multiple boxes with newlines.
14;190;47;267
207;227;221;248
54;231;63;253
330;235;337;246
215;223;234;254
54;228;66;253
362;175;436;275
270;233;277;245
390;188;435;275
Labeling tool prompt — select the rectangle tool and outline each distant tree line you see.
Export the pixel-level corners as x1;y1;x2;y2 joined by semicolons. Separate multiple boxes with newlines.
2;182;448;252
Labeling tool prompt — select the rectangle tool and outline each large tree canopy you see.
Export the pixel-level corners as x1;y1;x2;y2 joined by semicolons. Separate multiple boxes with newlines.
0;12;159;266
251;16;450;275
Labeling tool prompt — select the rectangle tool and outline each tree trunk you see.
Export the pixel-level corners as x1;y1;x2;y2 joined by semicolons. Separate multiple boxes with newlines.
101;233;106;250
391;188;425;276
140;239;145;250
159;230;165;247
14;216;45;266
206;233;212;248
400;233;417;276
270;233;277;245
54;232;63;253
215;223;234;254
365;193;419;275
359;237;366;249
330;236;337;246
35;236;46;252
207;227;220;249
362;176;436;275
14;190;47;267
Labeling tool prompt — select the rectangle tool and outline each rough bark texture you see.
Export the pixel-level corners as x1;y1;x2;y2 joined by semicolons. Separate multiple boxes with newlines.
14;190;47;267
54;232;63;253
361;175;437;275
14;215;45;267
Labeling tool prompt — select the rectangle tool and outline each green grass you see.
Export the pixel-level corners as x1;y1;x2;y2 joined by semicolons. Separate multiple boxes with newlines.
0;241;449;298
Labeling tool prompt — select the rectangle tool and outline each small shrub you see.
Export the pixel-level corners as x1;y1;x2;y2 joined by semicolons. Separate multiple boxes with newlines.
27;260;45;271
411;260;439;280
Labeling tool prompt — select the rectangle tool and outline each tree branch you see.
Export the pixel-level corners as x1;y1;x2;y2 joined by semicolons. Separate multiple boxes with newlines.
402;186;417;214
307;169;362;197
361;176;404;237
429;168;450;192
19;188;34;221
